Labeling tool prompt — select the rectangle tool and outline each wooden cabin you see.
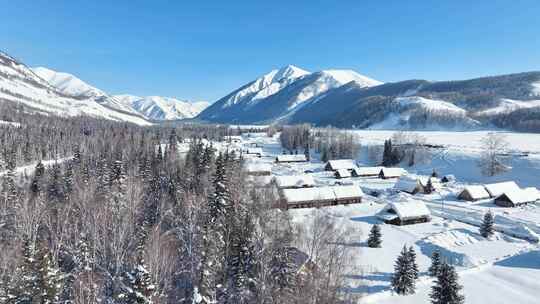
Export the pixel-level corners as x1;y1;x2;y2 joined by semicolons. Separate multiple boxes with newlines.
484;181;520;198
379;167;406;179
377;201;431;225
334;169;352;179
244;147;263;157
457;185;490;201
351;166;383;177
275;154;308;163
494;187;540;207
394;176;425;194
274;175;315;189
245;163;272;176
324;159;356;171
281;185;363;209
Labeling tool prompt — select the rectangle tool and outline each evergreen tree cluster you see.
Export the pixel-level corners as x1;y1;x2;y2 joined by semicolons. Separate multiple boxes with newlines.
391;245;418;295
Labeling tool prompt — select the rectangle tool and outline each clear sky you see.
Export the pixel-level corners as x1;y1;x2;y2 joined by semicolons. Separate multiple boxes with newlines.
1;0;539;102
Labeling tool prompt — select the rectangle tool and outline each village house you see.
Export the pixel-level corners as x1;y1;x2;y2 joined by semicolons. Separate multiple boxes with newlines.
377;200;431;225
324;159;357;171
281;185;363;209
274;175;315;189
494;187;540;207
245;162;272;176
393;176;425;194
224;135;243;143
379;167;407;179
484;181;521;198
351;166;383;177
334;168;352;179
457;185;491;201
244;147;263;157
275;154;308;163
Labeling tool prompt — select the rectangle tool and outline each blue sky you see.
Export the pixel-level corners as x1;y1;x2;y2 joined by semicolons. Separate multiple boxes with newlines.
1;0;539;101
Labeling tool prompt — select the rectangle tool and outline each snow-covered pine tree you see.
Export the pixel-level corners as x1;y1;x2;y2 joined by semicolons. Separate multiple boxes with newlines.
30;160;45;194
428;250;442;277
391;245;415;295
125;253;156;304
63;161;74;197
430;262;465;304
425;178;435;194
480;211;495;238
408;246;419;280
37;245;63;304
367;224;382;248
209;153;229;222
270;245;296;300
11;238;41;303
227;210;257;304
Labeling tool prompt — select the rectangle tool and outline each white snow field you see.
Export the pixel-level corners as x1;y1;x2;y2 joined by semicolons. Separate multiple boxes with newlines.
236;129;540;304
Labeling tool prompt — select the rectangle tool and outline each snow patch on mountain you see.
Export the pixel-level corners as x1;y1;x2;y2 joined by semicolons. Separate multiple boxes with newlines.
476;98;540;116
223;65;309;108
288;70;382;111
368;96;478;130
32;67;106;98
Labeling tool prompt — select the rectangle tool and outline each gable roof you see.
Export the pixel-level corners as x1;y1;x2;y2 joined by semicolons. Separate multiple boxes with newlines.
484;181;520;198
326;159;356;170
378;200;431;221
460;185;491;200
282;185;363;204
352;166;383;176
335;169;352;178
496;187;540;205
380;167;407;178
274;175;315;188
394;176;422;193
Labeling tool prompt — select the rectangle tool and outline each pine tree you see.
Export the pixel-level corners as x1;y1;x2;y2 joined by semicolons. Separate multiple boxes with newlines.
480;211;494;238
428;250;442;277
391;246;415;295
430;262;465;304
270;243;296;300
11;238;41;303
38;245;63;304
367;224;382;248
30;161;45;194
408;246;419;280
425;178;435;194
125;253;155;304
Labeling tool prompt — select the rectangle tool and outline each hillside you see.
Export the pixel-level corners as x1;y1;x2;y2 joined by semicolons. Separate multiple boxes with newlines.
115;95;209;121
198;68;540;131
0;52;150;125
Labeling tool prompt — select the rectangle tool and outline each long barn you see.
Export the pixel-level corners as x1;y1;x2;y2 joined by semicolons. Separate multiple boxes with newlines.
281;185;363;209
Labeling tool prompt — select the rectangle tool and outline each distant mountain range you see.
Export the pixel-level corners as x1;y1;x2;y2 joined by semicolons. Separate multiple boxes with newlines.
198;66;540;132
32;66;209;122
2;50;540;131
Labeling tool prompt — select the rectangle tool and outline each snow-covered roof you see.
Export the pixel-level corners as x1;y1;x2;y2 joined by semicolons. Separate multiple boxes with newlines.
497;187;540;205
335;169;352;178
378;201;431;221
276;154;307;162
326;159;356;170
394;176;422;193
333;185;364;199
380;167;407;178
246;147;263;155
460;185;490;200
282;185;363;204
352;166;383;176
283;187;336;203
245;162;272;173
484;181;520;198
274;175;315;188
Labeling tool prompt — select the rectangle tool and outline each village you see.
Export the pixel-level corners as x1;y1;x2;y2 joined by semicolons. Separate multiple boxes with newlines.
213;129;540;303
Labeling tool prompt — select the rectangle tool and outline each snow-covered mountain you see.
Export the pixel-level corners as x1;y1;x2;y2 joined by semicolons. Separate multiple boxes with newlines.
0;52;151;125
197;65;382;123
115;95;209;121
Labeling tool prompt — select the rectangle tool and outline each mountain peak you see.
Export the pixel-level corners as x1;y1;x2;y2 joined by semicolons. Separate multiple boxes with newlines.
274;65;310;80
319;69;383;87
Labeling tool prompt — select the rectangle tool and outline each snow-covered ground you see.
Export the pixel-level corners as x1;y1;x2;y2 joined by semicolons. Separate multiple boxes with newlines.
238;130;540;304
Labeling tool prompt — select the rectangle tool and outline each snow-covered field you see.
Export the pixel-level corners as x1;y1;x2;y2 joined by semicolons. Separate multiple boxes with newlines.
239;130;540;304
